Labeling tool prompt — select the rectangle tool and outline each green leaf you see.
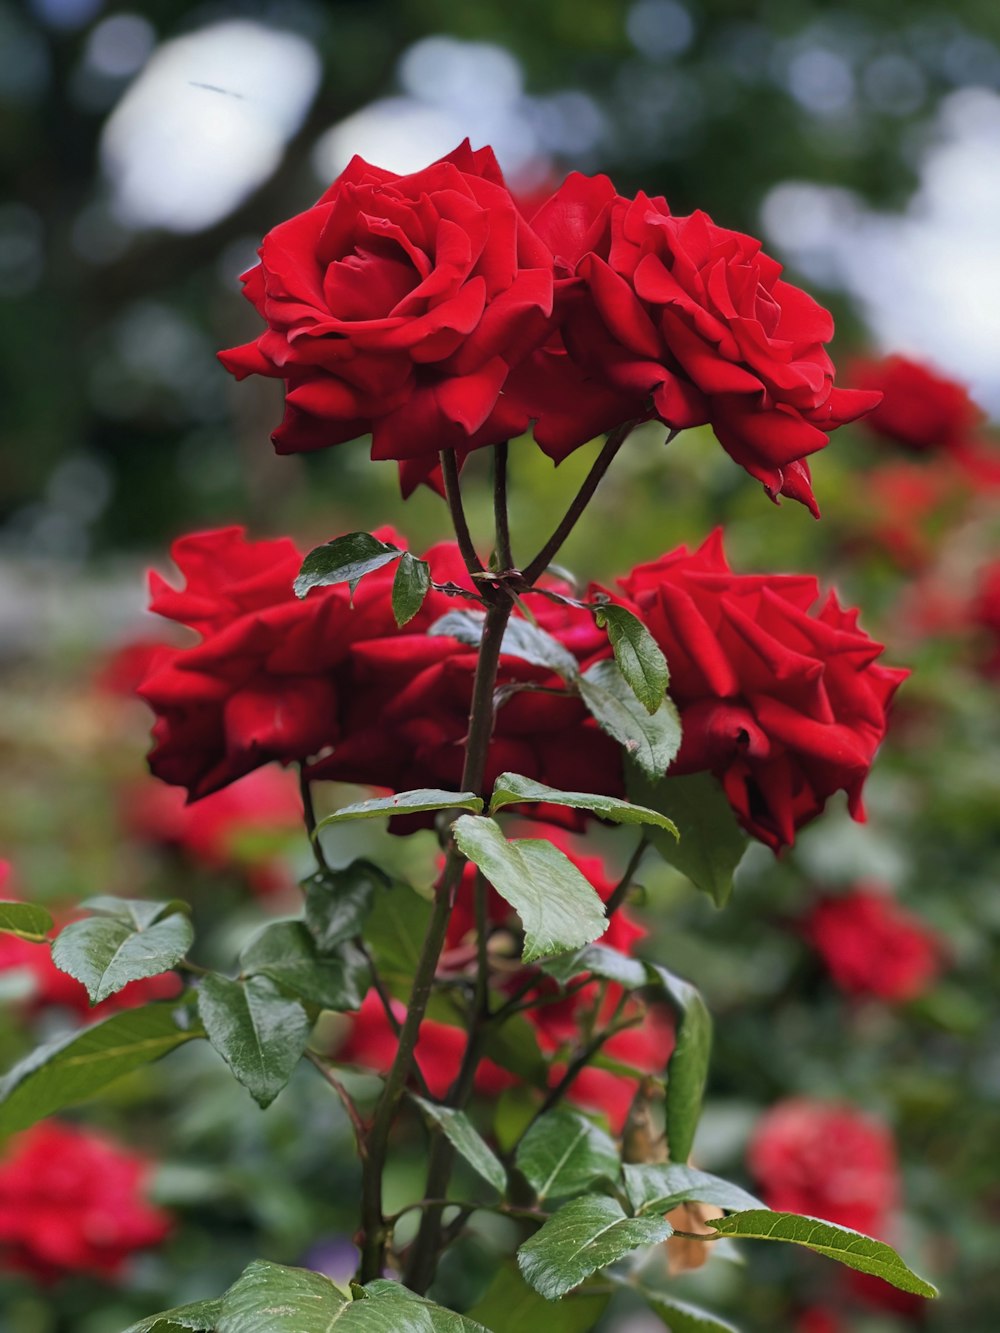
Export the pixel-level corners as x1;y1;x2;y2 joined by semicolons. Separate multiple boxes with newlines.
646;964;712;1164
240;921;367;1012
0;1003;202;1137
356;1279;491;1330
217;1259;345;1331
634;1289;740;1333
467;1262;610;1332
489;773;678;838
430;610;580;681
543;944;648;990
516;1108;620;1202
579;660;681;779
197;974;312;1108
452;817;607;964
392;552;432;627
303;861;386;953
122;1298;224;1332
51;911;192;1005
517;1195;672;1300
0;900;53;943
363;882;433;999
79;896;190;930
626;771;748;907
706;1211;938;1298
294;531;403;599
411;1095;507;1193
624;1164;764;1216
594;604;670;714
316;789;483;831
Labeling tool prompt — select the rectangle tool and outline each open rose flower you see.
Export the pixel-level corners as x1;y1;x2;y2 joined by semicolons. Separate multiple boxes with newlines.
850;354;984;453
0;1121;171;1281
618;530;908;850
749;1098;899;1238
803;885;943;1002
137;526;452;800
218;141;552;480
512;176;879;513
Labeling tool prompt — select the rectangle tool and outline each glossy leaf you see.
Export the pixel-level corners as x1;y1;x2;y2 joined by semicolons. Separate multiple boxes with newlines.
294;531;403;599
80;896;191;929
516;1108;621;1201
363;882;433;999
627;771;748;907
518;1195;672;1300
594;603;670;714
52;911;192;1005
467;1262;610;1332
356;1279;491;1330
543;943;648;990
646;964;713;1164
452;816;607;963
633;1289;740;1333
197;974;312;1108
707;1211;938;1297
0;1002;202;1136
489;773;677;838
624;1163;764;1216
430;609;580;681
411;1095;507;1193
302;861;386;953
579;659;682;779
0;900;52;943
240;921;367;1012
392;551;432;626
122;1298;224;1332
316;789;483;831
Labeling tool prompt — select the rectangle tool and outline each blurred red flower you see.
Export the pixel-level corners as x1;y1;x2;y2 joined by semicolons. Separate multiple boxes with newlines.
850;354;983;454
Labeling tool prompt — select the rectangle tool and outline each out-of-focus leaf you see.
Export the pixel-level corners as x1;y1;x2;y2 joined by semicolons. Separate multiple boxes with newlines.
627;771;747;907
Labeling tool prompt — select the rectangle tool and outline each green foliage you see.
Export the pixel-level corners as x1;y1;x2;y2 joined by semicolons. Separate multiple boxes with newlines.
451;816;608;963
240;921;367;1011
431;609;580;679
196;974;312;1109
0;899;52;942
294;532;404;599
302;861;385;952
579;659;682;778
0;1002;202;1137
632;1290;740;1333
51;898;192;1004
362;880;434;999
515;1108;620;1202
316;790;484;829
517;1195;672;1300
467;1262;610;1331
623;1163;764;1216
122;1298;224;1332
392;551;433;626
646;964;713;1164
411;1095;507;1194
627;771;748;906
542;943;648;989
594;602;670;714
488;772;678;837
707;1211;939;1297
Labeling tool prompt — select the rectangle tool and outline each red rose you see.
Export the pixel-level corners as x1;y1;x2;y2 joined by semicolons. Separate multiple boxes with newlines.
803;885;942;1002
513;177;879;513
618;530;908;850
795;1310;844;1333
0;1121;171;1281
850;354;984;453
137;525;440;800
749;1098;899;1238
972;558;1000;676
218;141;552;477
855;458;970;571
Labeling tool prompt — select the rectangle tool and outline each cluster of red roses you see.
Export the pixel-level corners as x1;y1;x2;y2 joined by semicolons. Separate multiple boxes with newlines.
219;142;879;515
138;525;905;855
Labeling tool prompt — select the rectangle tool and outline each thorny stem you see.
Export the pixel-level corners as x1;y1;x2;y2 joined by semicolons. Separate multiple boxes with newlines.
522;420;638;585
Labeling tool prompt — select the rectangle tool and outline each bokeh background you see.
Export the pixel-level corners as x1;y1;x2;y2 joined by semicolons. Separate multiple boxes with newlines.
2;1;1000;1330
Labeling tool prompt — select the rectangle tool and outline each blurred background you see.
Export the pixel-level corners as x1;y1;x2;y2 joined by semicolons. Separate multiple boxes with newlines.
2;1;1000;1330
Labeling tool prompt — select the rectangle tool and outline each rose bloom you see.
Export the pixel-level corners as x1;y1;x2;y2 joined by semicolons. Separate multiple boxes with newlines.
0;863;181;1016
749;1098;899;1238
803;885;942;1003
218;141;552;482
850;354;984;453
854;458;970;572
0;1121;170;1281
510;174;879;513
617;530;908;851
137;525;455;801
971;558;1000;676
